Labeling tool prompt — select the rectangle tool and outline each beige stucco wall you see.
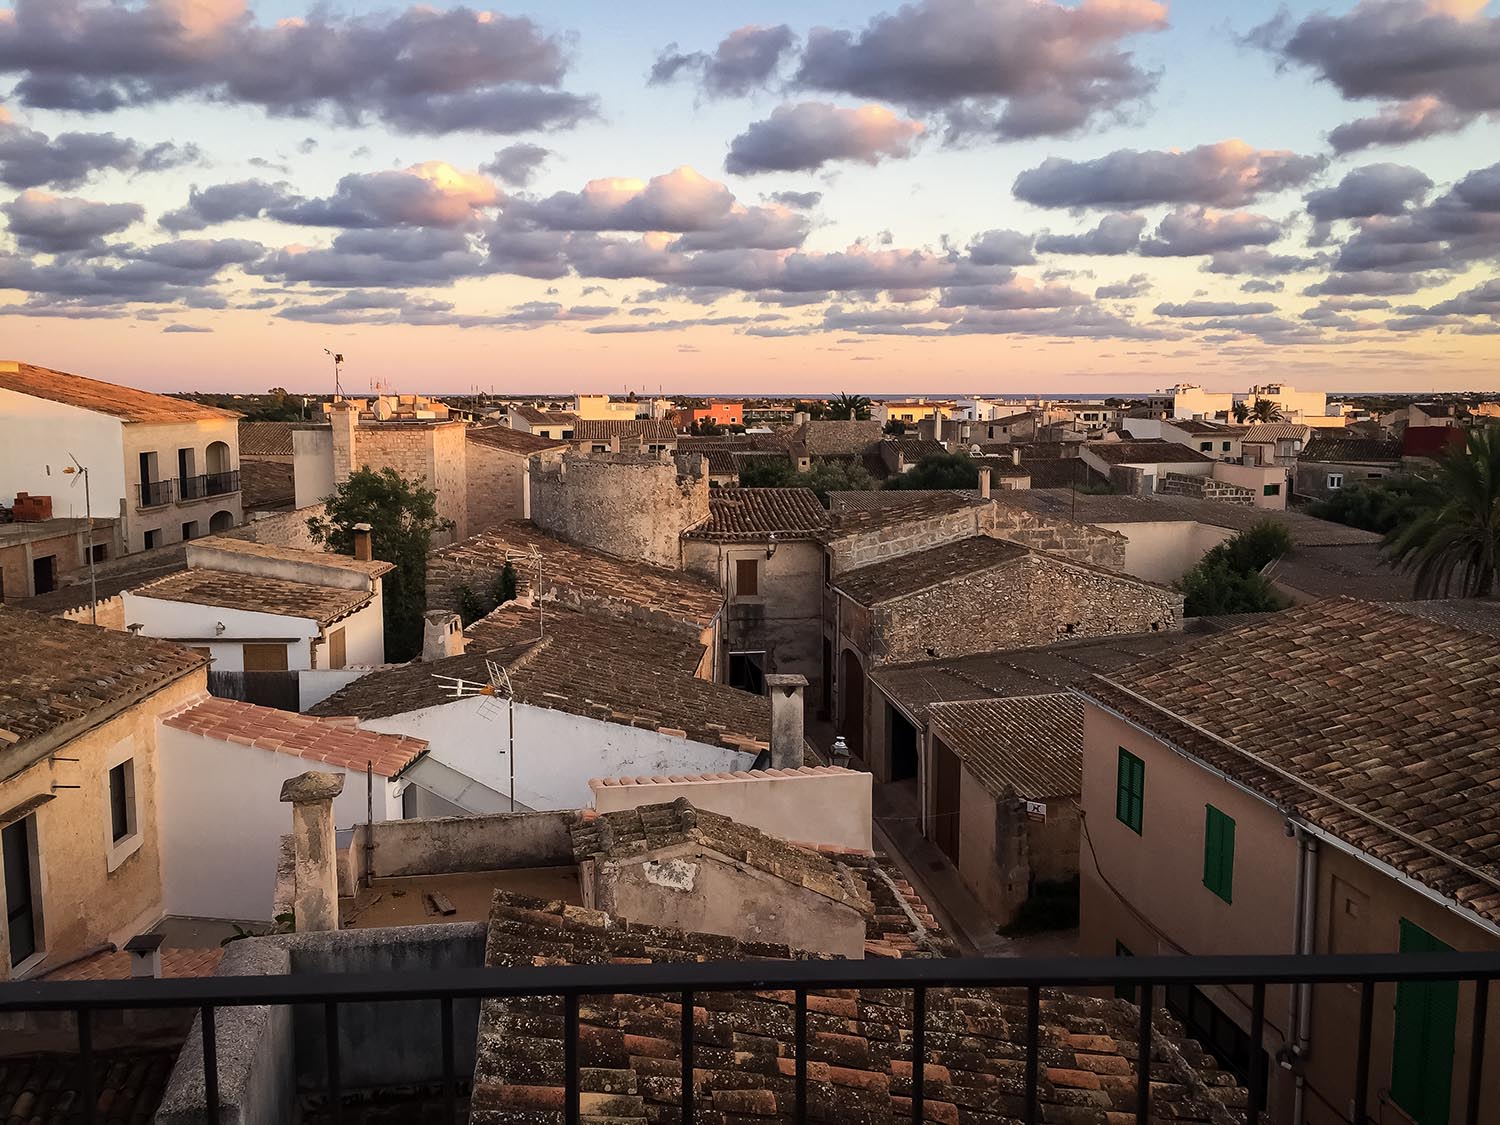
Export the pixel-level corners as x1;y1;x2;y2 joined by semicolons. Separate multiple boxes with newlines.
466;442;560;531
124;417;243;551
0;523;115;603
590;769;871;852
0;668;206;979
1212;461;1288;509
1095;520;1234;584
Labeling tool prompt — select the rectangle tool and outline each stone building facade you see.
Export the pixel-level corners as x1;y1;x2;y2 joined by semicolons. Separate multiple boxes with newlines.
465;428;566;532
1158;472;1254;505
328;406;468;545
530;452;709;568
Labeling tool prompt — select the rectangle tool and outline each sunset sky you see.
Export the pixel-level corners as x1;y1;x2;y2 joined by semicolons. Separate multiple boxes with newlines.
0;0;1497;396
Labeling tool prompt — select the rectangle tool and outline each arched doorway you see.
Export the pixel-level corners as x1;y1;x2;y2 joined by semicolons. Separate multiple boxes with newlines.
209;509;234;534
205;441;231;475
838;648;866;762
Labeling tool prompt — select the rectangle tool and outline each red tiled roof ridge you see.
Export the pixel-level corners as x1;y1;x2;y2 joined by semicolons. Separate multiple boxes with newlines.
592;764;853;786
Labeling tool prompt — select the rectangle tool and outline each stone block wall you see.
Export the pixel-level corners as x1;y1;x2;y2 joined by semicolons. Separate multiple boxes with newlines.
467;444;565;531
530;452;709;568
868;553;1182;665
224;503;328;551
989;505;1126;571
1159;472;1254;505
829;505;988;574
352;421;468;544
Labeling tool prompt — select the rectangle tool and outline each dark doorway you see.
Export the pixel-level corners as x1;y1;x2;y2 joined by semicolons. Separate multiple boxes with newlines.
820;637;833;715
3;817;38;966
838;649;866;761
889;704;919;782
31;555;55;596
728;651;766;694
931;737;961;865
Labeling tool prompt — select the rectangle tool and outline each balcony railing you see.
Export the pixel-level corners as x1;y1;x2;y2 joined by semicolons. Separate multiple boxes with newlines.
138;479;174;508
1;950;1496;1125
179;470;240;501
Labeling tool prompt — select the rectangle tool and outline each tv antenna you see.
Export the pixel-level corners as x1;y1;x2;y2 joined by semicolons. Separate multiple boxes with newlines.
430;659;518;810
324;349;345;399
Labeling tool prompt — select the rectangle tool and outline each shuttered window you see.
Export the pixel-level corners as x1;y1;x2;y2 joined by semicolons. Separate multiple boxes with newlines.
1203;805;1235;903
1115;749;1144;834
1391;919;1458;1125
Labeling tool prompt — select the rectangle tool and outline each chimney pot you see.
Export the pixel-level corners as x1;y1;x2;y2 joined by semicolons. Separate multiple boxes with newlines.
977;466;991;499
763;674;808;771
422;610;467;661
124;932;165;979
352;522;373;562
280;770;345;932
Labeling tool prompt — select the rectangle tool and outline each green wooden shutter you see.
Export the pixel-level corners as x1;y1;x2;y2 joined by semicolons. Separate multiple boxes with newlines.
1116;749;1144;834
1203;806;1235;903
1391;919;1458;1125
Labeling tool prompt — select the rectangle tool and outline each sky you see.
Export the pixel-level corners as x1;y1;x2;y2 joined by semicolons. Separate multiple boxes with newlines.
0;0;1497;396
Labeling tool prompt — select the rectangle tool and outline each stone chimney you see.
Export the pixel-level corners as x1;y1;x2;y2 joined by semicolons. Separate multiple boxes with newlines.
423;610;467;661
1011;447;1021;467
352;522;373;562
330;400;358;486
793;411;810;425
279;771;345;932
124;932;164;979
764;674;808;770
977;466;991;499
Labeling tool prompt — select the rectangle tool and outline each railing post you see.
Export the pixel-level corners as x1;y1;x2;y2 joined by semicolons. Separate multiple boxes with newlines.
77;1007;96;1125
202;1005;220;1125
441;996;456;1125
1467;978;1489;1125
325;1002;342;1125
1353;981;1375;1125
794;988;808;1125
1135;983;1153;1125
1247;982;1265;1125
565;992;580;1125
1024;985;1040;1125
681;990;694;1125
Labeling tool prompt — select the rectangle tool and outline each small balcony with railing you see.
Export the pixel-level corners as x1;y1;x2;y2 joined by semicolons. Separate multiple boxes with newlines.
137;478;175;508
178;470;241;501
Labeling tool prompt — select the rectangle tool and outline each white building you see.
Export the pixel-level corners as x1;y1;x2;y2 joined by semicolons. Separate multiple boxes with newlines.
0;360;243;554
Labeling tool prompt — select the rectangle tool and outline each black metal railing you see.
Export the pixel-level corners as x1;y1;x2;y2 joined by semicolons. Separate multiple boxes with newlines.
179;471;240;501
138;479;174;507
1;951;1496;1125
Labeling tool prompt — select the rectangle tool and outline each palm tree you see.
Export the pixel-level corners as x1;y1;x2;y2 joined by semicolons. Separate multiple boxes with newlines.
1247;398;1285;423
1385;427;1500;597
1232;400;1250;424
826;392;873;420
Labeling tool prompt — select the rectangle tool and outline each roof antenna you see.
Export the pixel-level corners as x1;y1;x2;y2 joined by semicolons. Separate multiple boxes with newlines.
324;349;345;400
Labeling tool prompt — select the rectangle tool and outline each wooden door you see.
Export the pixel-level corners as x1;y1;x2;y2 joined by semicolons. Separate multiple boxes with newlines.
931;737;961;866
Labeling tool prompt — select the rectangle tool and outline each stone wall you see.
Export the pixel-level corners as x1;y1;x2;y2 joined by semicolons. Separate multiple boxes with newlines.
224;503;328;551
1159;471;1254;505
349;421;469;545
990;504;1126;571
467;442;565;531
865;553;1182;665
828;504;989;574
530;452;709;568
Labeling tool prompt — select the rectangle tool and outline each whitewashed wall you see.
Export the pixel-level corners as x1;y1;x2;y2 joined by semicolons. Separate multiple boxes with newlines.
123;594;319;671
0;388;127;513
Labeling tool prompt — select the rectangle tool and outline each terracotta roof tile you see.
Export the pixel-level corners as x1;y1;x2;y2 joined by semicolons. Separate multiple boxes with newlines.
927;694;1082;800
1299;435;1401;463
1084;440;1214;465
163;695;427;775
835;536;1030;605
1239;423;1310;443
1083;597;1500;926
43;946;225;981
0;360;239;423
239;460;296;509
237;420;296;457
573;419;676;442
192;535;394;578
131;568;372;625
0;1048;178;1124
469;425;568;455
821;494;987;542
685;488;831;540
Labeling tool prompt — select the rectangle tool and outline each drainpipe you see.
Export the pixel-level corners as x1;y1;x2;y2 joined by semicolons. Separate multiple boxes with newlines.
1288;824;1319;1125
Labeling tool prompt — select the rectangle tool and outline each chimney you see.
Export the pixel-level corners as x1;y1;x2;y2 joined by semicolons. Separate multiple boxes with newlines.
352;522;373;562
423;610;467;661
977;466;991;499
279;770;346;932
764;674;808;770
1011;447;1021;467
124;932;165;979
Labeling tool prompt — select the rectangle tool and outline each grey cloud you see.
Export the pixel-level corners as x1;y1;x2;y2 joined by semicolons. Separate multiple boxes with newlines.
1304;271;1443;296
481;144;551;188
1305;163;1433;221
1328;96;1473;152
938;276;1089;309
967;229;1036;266
1014;141;1326;209
0;236;260;309
1036;213;1146;255
1204;248;1329;276
0;1;597;135
1139;207;1283;257
725;102;923;174
1095;273;1151;298
163;323;211;333
160;180;299;232
269;164;499;228
770;190;822;209
651;26;796;97
253;227;489;288
1240;279;1284;294
3;190;144;252
0;114;184;190
1154;300;1278;317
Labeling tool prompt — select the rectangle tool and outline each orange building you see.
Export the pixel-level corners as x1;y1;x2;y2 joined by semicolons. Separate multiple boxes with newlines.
674;402;744;429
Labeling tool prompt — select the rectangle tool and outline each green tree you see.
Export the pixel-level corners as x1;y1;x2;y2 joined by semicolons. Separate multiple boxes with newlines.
738;458;800;488
885;451;979;491
1384;427;1500;596
1308;475;1425;534
307;467;452;660
688;418;723;436
1247;398;1285;423
490;561;519;607
737;456;872;502
883;418;908;435
1232;400;1250;424
1175;521;1292;616
826;392;872;420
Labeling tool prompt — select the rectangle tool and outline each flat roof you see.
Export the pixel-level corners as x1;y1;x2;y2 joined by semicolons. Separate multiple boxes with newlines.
131;568;372;625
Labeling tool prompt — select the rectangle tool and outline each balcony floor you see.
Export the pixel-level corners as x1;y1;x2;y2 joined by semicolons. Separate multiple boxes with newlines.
341;866;583;929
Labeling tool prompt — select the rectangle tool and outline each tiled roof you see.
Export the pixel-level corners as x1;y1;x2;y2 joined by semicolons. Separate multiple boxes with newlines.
594;765;851;788
1014;458;1109;490
1083;440;1214;465
194;534;393;577
825;489;979;513
684;488;831;540
1085;598;1500;926
1000;488;1196;525
311;604;769;753
1169;419;1247;436
784;419;885;456
870;630;1208;727
513;405;579;426
677;434;785;454
927;694;1082;800
43;946;225;980
469;896;1247;1125
571;798;872;914
573;418;676;441
887;437;949;461
163;696;429;776
131;568;373;625
1391;597;1500;639
14;548;188;615
1263;543;1414;602
821;493;986;542
428;522;723;634
0;360;238;423
0;608;204;764
836;536;1030;606
1239;423;1310;443
239;459;295;509
468;425;568;455
1149;495;1382;546
0;1049;179;1124
237;420;295;457
1300;435;1401;462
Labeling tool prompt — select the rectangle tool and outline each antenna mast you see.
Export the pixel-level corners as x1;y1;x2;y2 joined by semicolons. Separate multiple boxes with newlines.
324;349;345;399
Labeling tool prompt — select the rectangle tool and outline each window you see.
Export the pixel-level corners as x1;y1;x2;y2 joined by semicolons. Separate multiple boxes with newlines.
1203;805;1235;903
3;816;40;967
1114;941;1136;1002
1222;441;1232;452
1263;483;1281;497
728;651;766;694
1326;473;1344;490
328;627;346;669
90;544;108;563
734;557;760;598
143;529;161;550
243;643;289;672
1199;441;1213;451
1115;749;1144;834
591;443;608;453
1391;919;1458;1125
109;761;135;845
181;520;199;541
